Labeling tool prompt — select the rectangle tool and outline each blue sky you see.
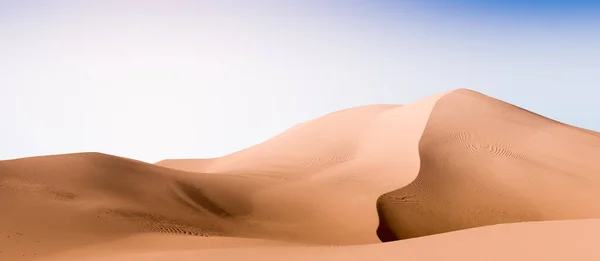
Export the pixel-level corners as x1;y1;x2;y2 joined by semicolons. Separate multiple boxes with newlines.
422;0;600;11
1;0;599;162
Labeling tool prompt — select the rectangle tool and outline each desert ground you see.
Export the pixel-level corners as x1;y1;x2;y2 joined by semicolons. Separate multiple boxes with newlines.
2;89;600;260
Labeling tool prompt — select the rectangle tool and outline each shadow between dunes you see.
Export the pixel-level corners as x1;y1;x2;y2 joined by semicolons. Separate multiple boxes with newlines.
376;89;600;241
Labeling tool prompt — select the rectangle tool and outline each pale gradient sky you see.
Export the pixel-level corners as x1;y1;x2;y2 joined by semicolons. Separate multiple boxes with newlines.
1;0;599;162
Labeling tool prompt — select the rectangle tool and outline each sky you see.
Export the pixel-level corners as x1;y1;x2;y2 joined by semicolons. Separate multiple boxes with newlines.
1;0;599;162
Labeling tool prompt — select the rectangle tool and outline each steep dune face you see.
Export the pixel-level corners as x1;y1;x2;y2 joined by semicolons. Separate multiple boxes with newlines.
377;89;600;241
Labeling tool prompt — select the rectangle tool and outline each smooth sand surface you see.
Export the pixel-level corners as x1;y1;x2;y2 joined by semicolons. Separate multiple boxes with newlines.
2;89;600;261
44;219;600;261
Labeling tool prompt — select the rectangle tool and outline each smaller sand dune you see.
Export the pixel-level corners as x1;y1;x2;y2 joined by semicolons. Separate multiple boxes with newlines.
0;153;271;260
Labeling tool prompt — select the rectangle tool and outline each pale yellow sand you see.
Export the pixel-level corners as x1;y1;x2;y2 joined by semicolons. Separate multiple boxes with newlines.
2;89;600;261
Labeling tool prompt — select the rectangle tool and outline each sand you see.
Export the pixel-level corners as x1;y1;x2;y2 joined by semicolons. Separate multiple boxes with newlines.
2;88;600;261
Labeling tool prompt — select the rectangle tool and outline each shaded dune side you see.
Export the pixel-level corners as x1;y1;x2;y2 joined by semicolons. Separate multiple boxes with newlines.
0;153;274;259
377;89;600;241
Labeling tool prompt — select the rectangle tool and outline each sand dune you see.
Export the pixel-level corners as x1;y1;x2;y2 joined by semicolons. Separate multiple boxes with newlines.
377;89;600;241
2;88;600;261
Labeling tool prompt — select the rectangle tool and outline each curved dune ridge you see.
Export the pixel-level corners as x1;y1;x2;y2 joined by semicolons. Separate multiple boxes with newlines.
1;88;600;261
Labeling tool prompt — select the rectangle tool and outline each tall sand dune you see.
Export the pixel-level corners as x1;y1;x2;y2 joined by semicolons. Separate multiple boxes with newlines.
376;89;600;241
2;88;600;261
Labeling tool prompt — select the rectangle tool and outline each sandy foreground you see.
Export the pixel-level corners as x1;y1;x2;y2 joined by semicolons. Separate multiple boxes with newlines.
2;89;600;260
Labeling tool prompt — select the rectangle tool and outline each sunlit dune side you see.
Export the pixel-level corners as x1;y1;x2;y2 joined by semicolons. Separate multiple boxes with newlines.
377;89;600;241
158;104;403;177
157;99;438;185
3;88;600;261
46;219;600;261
